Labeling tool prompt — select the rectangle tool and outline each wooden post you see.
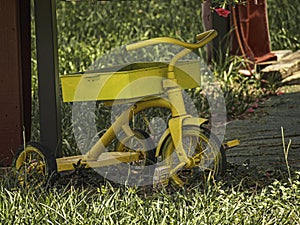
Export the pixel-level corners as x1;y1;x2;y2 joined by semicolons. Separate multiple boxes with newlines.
0;0;31;166
34;0;62;157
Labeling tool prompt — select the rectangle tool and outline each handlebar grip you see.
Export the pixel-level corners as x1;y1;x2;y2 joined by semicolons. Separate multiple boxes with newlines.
196;29;217;41
126;29;217;51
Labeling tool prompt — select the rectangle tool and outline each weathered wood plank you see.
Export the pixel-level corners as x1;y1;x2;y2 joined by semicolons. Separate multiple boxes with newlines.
282;71;300;85
261;50;300;79
258;50;293;66
225;87;300;169
273;50;293;61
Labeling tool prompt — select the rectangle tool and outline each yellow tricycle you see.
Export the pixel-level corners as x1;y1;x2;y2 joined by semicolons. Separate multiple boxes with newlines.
13;29;239;188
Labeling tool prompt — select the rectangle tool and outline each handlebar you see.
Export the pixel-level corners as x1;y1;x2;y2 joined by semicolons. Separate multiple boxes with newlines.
125;29;217;51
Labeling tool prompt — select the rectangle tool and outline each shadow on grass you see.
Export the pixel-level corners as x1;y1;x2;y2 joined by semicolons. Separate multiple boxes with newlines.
1;161;299;196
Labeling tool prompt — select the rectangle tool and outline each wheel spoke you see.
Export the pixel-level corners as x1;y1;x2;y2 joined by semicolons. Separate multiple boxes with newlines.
13;143;56;188
162;126;226;187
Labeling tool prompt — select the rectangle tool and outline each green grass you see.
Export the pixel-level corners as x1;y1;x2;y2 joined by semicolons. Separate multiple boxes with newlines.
268;0;300;51
0;169;299;224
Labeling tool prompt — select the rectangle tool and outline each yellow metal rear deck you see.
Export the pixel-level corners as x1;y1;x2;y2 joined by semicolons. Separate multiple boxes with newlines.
60;60;201;102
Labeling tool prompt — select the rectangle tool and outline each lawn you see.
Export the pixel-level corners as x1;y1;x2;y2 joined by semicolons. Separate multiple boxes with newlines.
0;167;299;224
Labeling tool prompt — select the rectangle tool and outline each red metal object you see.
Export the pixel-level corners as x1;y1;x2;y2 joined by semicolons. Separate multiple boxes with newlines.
202;0;276;64
231;0;277;63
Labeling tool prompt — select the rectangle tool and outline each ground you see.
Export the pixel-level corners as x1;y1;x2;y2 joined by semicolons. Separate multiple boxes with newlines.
225;84;300;171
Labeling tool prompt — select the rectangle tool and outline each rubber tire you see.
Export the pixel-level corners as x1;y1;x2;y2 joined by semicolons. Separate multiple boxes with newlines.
13;142;57;188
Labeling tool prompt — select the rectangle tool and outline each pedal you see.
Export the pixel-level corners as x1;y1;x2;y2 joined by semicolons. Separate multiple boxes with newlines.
153;166;170;188
223;139;240;150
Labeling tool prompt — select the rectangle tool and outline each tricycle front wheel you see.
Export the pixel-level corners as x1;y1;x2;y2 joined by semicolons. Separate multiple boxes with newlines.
161;126;226;187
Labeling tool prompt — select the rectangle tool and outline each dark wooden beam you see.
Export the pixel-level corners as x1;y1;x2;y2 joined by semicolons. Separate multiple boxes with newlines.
20;0;32;143
34;0;61;157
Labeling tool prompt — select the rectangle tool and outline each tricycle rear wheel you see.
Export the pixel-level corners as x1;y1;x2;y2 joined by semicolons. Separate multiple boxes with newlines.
13;142;57;188
115;129;156;167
